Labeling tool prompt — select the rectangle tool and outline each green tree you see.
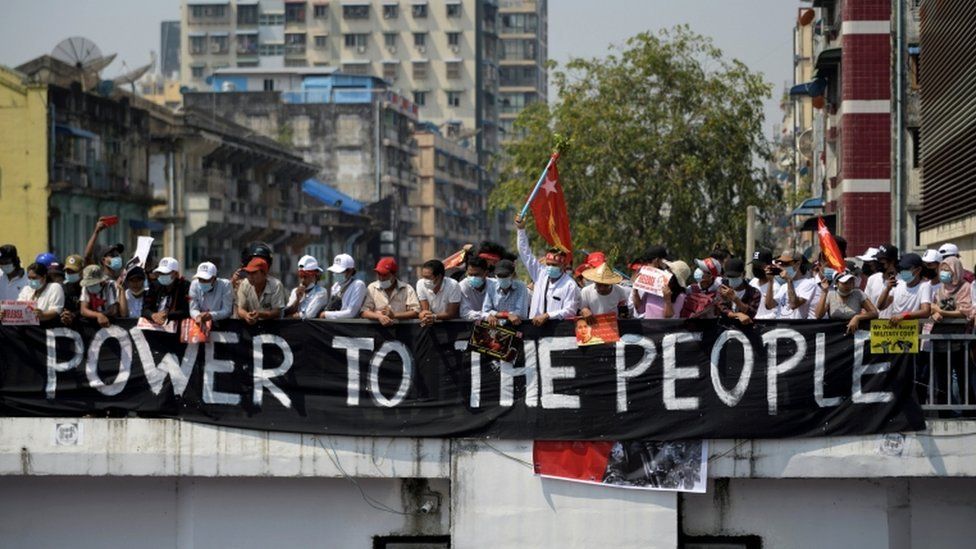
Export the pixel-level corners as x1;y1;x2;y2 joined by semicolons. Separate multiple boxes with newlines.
492;27;783;264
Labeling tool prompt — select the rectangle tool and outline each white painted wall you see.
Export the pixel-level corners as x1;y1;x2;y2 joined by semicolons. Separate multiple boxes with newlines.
451;440;678;549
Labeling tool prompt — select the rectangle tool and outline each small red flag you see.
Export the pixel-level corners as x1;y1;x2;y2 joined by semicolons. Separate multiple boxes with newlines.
817;216;846;273
529;156;573;255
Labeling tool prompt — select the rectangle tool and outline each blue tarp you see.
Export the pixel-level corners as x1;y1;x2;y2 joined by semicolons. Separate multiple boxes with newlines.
302;179;364;215
789;78;827;98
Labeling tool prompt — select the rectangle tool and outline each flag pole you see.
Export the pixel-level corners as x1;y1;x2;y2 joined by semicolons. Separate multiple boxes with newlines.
518;152;559;220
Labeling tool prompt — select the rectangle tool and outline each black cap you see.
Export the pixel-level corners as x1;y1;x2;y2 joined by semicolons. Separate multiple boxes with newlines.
877;244;899;261
750;249;773;264
125;266;147;281
724;258;746;278
897;253;923;271
494;259;515;277
644;245;668;261
0;244;17;261
98;243;124;258
242;241;273;266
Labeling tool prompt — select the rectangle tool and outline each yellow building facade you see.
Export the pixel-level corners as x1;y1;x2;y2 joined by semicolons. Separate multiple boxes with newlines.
0;66;49;256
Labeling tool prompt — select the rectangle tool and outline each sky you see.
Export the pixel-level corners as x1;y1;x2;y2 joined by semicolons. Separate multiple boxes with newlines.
0;0;797;137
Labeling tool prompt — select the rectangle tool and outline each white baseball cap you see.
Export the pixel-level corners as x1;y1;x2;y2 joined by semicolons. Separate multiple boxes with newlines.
327;253;355;273
856;247;879;262
938;243;960;257
193;262;218;280
154;257;180;275
921;249;943;264
298;255;323;272
836;271;856;284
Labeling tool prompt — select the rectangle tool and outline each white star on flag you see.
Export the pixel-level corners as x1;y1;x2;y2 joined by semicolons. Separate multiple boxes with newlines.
541;174;558;195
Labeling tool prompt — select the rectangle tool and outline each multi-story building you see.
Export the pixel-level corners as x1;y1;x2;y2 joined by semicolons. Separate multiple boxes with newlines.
184;71;421;270
917;0;976;267
161;20;182;79
497;0;547;143
411;124;482;274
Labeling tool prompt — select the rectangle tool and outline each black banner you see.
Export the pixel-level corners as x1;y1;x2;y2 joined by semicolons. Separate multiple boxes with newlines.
0;319;925;439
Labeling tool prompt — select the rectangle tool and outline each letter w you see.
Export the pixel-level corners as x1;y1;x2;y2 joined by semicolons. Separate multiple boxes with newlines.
130;328;200;396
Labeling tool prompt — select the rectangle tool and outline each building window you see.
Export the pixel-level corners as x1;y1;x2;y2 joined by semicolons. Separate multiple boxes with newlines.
344;33;368;49
412;61;429;79
313;4;328;18
285;2;306;23
263;79;274;91
447;32;460;47
285;33;306;54
237;33;259;55
412;4;427;18
342;63;369;75
384;33;397;49
413;33;427;48
314;35;328;49
237;4;258;25
210;35;229;54
259;43;285;56
258;13;285;25
447;90;462;107
189;4;227;20
383;4;399;19
501;13;538;33
383;63;398;81
343;5;370;19
413;90;427;106
446;61;461;80
190;35;206;55
446;3;461;18
191;65;205;78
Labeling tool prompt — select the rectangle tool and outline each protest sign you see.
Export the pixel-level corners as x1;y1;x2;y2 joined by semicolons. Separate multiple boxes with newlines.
633;266;671;296
576;313;619;346
468;321;520;362
0;301;39;326
870;320;919;354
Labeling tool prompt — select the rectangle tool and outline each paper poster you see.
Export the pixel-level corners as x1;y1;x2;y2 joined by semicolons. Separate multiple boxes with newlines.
125;236;155;271
870;319;919;354
633;266;671;296
575;313;620;346
180;318;211;344
468;321;521;362
136;317;178;333
0;300;39;326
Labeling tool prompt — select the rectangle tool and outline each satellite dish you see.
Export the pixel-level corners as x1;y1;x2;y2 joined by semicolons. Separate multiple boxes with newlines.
798;129;814;160
52;37;104;69
113;52;156;89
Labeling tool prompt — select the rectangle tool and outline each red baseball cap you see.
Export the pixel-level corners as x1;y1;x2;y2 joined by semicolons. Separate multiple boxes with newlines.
374;256;398;276
243;257;269;274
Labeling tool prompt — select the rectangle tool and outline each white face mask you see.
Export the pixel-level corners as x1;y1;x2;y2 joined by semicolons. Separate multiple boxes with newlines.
379;279;393;290
421;278;436;291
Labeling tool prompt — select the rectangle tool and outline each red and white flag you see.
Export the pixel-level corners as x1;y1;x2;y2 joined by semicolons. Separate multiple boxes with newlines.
528;154;573;255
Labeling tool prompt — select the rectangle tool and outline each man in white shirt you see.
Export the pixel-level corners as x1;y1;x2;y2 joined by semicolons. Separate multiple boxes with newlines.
514;216;581;326
0;245;28;301
189;261;235;326
284;255;330;320
862;244;898;319
458;257;490;321
418;259;462;326
765;251;817;319
877;253;932;322
320;254;367;320
749;250;780;319
580;263;629;317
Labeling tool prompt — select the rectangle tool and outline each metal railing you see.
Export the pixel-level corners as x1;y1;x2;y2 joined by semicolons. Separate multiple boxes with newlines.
918;325;976;414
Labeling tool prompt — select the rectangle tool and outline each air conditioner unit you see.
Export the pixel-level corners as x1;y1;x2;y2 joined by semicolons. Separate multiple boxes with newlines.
357;45;367;53
387;46;397;53
451;45;460;53
416;45;426;54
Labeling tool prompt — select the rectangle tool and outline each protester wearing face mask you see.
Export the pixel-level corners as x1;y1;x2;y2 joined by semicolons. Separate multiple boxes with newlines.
765;251;817;319
813;270;878;334
320;254;367;320
931;257;973;324
716;258;761;323
79;265;119;327
417;259;462;327
636;260;689;320
580;263;629;318
856;247;881;287
514;215;581;326
117;266;147;319
864;244;898;318
921;249;943;291
938;243;975;284
459;257;490;321
361;257;420;326
284;256;330;320
189;261;234;327
930;256;975;407
9;262;64;322
482;259;529;326
877;253;932;324
749;250;779;320
59;254;85;326
0;245;27;301
95;243;126;280
681;257;723;319
143;257;191;326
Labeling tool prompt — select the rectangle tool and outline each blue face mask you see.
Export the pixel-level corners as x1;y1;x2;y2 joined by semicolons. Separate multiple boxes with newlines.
28;279;43;290
939;271;953;284
546;265;562;279
468;276;485;289
693;268;705;283
898;270;915;282
158;274;174;287
784;266;797;278
0;264;14;275
108;256;123;271
65;272;81;284
198;282;213;293
775;275;786;286
727;277;743;288
823;268;836;282
497;277;512;289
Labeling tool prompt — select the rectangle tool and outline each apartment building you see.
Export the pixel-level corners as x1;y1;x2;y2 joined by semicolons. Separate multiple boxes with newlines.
497;0;547;142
